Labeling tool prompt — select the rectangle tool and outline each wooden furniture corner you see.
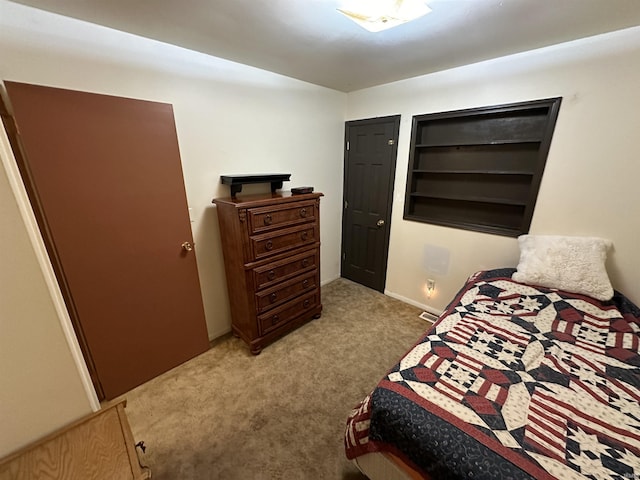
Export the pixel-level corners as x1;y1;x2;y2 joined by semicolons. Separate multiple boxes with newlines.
0;401;150;480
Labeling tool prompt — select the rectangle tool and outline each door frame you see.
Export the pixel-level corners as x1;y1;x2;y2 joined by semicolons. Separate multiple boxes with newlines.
341;114;401;292
0;106;99;410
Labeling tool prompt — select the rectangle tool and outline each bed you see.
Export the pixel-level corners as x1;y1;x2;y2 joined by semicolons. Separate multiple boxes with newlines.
345;236;640;480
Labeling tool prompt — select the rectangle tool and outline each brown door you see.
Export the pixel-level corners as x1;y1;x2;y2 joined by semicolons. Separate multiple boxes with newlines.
3;81;210;399
341;116;400;292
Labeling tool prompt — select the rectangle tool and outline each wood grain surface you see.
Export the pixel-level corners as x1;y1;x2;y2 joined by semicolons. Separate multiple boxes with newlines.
0;402;149;480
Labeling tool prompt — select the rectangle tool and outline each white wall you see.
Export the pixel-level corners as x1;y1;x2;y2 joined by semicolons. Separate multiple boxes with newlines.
0;0;346;340
0;0;345;455
347;26;640;312
0;138;93;457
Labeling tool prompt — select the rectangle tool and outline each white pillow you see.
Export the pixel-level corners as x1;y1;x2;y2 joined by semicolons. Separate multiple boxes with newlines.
512;235;614;301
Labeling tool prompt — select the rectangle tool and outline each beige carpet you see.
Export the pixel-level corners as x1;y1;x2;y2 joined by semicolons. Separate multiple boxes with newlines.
111;278;431;479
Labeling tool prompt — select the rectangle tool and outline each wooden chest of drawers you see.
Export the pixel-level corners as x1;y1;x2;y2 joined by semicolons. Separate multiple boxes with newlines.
212;192;323;354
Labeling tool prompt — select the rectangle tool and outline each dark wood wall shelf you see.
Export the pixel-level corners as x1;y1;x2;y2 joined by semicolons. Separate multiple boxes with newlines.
404;98;561;237
221;173;291;197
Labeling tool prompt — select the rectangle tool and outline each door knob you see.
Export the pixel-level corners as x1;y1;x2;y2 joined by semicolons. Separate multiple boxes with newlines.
376;219;385;227
181;241;194;252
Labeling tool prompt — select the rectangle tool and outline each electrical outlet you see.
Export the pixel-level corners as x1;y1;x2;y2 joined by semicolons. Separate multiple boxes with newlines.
426;278;435;298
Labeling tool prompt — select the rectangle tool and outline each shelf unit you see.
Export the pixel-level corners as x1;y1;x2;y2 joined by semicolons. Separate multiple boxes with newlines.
404;98;561;237
220;173;291;197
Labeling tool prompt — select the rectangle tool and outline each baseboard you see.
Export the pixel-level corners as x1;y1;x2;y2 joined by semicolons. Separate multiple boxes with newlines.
208;327;232;342
321;274;340;286
384;290;443;319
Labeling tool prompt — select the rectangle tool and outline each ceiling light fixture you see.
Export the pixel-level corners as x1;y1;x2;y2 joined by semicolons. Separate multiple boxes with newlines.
337;0;432;33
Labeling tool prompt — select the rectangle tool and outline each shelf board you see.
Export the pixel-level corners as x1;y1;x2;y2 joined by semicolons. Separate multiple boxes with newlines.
415;139;542;148
402;214;522;237
411;169;535;176
220;173;291;197
410;191;528;207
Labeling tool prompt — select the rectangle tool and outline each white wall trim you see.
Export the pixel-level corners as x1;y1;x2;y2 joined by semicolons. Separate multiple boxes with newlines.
0;120;100;411
321;274;341;287
384;289;443;318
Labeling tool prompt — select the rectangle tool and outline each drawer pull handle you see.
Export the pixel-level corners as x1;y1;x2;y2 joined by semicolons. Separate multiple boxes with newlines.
301;231;308;241
270;293;278;303
302;259;310;268
303;299;311;309
265;240;273;251
267;270;276;280
302;279;309;288
300;208;307;218
263;214;272;226
272;314;280;325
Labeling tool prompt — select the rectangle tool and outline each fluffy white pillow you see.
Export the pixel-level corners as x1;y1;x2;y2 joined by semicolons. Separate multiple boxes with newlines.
512;235;614;301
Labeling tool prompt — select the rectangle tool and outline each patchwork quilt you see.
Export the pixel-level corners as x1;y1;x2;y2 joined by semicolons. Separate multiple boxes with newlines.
345;269;640;480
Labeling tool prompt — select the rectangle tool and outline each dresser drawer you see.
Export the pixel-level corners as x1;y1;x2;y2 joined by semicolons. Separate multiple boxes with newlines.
253;250;318;290
258;291;319;336
255;269;317;313
250;224;317;260
248;200;316;234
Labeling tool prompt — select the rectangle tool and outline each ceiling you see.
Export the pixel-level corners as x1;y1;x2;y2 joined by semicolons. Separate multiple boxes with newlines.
8;0;640;92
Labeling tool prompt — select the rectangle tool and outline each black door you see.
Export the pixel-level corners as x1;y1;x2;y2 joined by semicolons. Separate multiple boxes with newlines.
341;115;400;292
